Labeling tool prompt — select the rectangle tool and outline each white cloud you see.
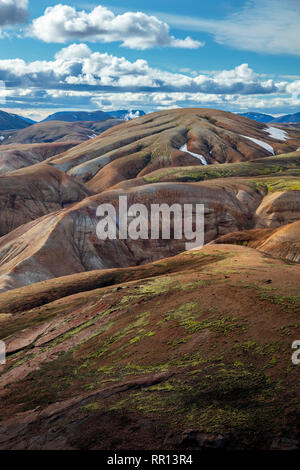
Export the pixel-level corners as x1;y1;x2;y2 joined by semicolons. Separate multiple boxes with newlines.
0;0;28;27
159;0;300;55
0;44;283;95
29;4;202;50
1;43;299;114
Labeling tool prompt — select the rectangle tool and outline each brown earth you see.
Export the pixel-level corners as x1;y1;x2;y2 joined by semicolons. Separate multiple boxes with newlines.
213;220;300;262
0;163;93;238
0;179;265;291
1;172;300;292
0;119;122;145
0;245;299;450
0;141;78;174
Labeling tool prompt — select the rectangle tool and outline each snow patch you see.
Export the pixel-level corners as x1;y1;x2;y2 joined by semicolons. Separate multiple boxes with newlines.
264;126;288;141
0;136;4;141
179;143;208;165
88;133;98;139
241;135;275;155
124;110;142;121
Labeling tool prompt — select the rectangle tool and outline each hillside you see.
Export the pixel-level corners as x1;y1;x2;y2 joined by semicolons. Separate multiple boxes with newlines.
0;119;122;145
0;244;299;449
0;163;92;239
48;108;300;193
0;107;300;450
0;142;78;174
272;112;300;123
238;111;300;124
43;109;145;122
238;112;275;123
0;110;33;131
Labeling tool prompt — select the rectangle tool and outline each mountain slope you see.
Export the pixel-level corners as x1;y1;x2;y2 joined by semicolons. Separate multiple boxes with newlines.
272;112;300;123
0;142;78;175
0;110;33;131
0;244;299;450
48;108;300;193
0;163;92;239
0;119;122;145
42;110;110;122
0;179;263;291
238;112;275;123
106;109;145;120
214;220;300;262
1;171;300;292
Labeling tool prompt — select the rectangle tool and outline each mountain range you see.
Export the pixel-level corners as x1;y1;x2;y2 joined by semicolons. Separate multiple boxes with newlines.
0;107;300;450
239;111;300;123
0;108;145;132
1;108;300;134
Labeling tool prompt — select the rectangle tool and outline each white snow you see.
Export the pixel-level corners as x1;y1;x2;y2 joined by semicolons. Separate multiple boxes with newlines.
240;135;275;155
264;126;288;141
0;136;4;141
88;133;98;139
125;110;141;121
179;143;208;165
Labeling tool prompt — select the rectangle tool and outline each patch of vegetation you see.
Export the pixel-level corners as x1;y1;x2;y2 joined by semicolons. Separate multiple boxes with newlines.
109;365;282;433
164;301;246;336
143;152;300;185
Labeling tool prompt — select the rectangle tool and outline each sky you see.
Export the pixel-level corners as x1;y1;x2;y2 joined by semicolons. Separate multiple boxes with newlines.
0;0;299;121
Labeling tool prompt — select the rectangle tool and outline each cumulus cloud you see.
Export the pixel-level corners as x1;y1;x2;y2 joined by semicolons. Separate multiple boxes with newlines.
29;4;202;50
0;44;298;114
0;43;282;95
0;0;28;27
161;0;300;55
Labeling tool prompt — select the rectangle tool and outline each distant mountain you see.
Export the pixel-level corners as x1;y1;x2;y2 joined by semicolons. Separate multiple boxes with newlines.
106;110;145;120
42;109;145;123
21;116;37;124
42;110;110;122
0;109;34;131
0;119;122;145
238;112;275;123
238;111;300;124
271;112;300;123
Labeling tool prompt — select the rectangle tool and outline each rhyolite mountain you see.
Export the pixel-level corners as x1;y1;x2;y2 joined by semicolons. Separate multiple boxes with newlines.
0;119;122;145
47;108;300;192
0;120;123;174
0;107;300;450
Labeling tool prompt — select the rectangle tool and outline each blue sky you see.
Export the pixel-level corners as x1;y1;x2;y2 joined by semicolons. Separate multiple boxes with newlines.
0;0;299;120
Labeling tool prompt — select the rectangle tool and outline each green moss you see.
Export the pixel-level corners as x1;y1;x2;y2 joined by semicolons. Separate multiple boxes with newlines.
82;402;100;411
109;365;281;433
233;340;282;357
143;152;300;186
